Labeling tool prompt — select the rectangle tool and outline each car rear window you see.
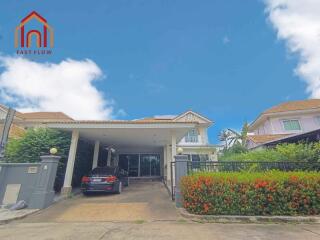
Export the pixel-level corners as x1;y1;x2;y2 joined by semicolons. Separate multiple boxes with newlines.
91;167;116;175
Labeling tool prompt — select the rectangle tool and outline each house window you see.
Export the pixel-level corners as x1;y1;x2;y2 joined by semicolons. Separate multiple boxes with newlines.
282;119;301;131
185;129;198;142
190;154;209;168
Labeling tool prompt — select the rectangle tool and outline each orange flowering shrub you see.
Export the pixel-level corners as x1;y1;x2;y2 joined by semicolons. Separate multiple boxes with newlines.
180;171;320;215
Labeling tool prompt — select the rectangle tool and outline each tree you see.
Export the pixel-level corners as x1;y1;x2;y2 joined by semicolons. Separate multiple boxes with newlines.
219;129;232;149
5;128;72;192
227;121;249;147
5;127;71;163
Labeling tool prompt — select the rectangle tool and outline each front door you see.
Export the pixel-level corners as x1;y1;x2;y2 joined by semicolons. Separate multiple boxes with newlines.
118;154;160;177
140;154;160;177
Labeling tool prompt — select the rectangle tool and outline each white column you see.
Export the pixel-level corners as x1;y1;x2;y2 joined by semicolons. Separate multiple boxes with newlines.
92;140;100;169
171;132;177;160
171;132;177;188
62;130;79;195
166;144;171;184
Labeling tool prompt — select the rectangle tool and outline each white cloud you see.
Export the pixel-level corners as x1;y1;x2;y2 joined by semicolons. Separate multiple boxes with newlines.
0;56;115;120
223;36;230;44
264;0;320;98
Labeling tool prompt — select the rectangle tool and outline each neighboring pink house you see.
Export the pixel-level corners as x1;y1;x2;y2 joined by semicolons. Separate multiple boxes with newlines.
247;99;320;149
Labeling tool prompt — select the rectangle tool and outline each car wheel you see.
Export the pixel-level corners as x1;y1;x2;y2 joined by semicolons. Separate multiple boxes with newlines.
116;181;122;194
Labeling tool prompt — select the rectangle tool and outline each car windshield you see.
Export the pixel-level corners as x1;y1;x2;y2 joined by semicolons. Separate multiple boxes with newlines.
91;167;116;175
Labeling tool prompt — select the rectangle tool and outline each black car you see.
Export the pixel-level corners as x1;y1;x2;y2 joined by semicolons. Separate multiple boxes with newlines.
81;166;128;195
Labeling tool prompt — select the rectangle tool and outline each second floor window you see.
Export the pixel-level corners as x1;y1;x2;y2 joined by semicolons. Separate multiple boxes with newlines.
185;129;198;143
283;119;301;131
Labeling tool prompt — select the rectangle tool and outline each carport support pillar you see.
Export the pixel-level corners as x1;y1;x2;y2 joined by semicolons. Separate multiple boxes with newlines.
171;133;177;188
92;140;100;169
61;130;79;196
174;154;189;208
165;144;171;184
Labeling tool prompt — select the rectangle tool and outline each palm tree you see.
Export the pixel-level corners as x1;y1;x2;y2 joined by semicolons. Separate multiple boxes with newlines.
227;121;249;147
219;129;232;149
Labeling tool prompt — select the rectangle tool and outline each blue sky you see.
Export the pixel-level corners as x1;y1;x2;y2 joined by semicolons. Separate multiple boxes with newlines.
0;1;311;143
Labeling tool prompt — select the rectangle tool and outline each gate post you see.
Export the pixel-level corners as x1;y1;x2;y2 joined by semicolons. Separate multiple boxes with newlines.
28;155;60;209
174;154;189;208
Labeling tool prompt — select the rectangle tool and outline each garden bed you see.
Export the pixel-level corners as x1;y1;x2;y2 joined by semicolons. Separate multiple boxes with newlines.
181;171;320;216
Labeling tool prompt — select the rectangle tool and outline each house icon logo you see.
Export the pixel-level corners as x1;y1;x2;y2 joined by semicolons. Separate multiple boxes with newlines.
15;11;54;55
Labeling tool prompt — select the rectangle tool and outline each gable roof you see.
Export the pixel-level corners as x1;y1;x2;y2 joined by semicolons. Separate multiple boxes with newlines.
173;110;213;124
132;111;212;125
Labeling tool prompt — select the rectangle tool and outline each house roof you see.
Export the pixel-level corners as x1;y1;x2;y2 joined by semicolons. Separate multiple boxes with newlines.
260;128;320;147
133;115;176;122
39;119;199;125
133;110;212;124
21;112;74;121
0;103;210;127
247;134;291;144
174;110;213;124
264;99;320;114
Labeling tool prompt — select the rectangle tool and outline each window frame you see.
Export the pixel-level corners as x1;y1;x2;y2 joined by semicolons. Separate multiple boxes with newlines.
185;128;199;143
282;119;302;131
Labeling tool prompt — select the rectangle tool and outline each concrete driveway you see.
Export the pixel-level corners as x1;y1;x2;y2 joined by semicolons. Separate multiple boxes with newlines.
21;181;179;222
2;181;319;240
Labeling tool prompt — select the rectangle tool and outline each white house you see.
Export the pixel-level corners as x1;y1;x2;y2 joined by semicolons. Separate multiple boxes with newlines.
0;106;216;194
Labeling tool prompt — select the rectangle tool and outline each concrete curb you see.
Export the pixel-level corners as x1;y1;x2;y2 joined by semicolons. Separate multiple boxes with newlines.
0;209;40;225
179;208;320;224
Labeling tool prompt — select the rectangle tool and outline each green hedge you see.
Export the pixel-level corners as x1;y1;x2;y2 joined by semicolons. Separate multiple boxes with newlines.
181;171;320;215
219;143;320;162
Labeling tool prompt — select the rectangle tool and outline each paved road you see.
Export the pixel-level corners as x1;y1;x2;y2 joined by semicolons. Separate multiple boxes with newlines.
1;221;320;240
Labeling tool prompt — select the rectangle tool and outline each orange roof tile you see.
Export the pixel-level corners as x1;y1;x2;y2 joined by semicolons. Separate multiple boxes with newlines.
264;99;320;114
247;134;291;144
22;112;74;121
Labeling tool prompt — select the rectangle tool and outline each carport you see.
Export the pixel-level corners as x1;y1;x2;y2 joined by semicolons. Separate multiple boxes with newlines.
41;120;196;195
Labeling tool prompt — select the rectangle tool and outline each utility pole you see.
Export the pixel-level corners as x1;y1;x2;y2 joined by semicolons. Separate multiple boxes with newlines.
0;108;16;159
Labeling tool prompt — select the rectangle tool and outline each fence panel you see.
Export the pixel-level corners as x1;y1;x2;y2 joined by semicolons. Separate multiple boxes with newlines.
187;161;320;174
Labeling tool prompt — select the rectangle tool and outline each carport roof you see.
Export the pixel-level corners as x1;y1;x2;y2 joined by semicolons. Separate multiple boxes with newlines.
29;120;198;148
